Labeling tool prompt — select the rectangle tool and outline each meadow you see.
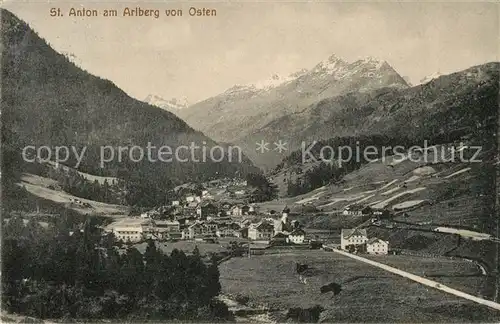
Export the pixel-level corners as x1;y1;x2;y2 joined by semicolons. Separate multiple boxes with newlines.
219;250;500;322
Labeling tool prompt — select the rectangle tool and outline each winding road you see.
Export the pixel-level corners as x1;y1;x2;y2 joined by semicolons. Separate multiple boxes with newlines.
329;248;500;311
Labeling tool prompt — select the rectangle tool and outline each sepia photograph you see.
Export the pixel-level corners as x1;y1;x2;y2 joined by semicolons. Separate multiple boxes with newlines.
1;0;499;323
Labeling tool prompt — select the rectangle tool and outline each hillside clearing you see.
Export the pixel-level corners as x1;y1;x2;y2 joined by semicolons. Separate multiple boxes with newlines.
17;180;128;216
392;200;427;209
372;187;426;209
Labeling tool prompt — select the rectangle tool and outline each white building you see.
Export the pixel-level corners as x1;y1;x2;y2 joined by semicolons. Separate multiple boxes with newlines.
288;228;306;244
113;226;143;242
366;238;389;255
340;228;368;250
171;200;180;206
108;218;152;242
342;205;372;217
248;221;274;241
231;205;243;216
186;196;195;203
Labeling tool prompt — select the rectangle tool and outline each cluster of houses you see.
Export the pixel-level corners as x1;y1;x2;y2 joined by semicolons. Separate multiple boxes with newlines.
106;206;308;245
340;228;389;255
105;217;242;243
105;186;272;243
140;194;261;220
246;207;307;244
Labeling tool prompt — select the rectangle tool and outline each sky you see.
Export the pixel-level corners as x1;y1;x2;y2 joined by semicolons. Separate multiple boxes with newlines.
4;1;499;104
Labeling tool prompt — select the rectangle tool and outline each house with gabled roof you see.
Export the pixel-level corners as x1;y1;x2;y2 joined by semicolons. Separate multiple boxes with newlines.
288;228;306;244
204;219;219;234
248;221;274;241
366;237;389;255
340;228;368;250
231;205;244;216
271;232;289;245
216;222;242;237
186;222;206;239
197;201;218;218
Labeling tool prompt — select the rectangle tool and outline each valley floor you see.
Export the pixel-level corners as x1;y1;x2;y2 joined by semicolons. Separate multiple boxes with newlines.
219;250;500;322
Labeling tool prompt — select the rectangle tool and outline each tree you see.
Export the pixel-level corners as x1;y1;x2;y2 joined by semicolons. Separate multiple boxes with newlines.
246;173;278;202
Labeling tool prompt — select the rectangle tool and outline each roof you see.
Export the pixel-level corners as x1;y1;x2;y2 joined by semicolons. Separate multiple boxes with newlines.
250;221;274;231
155;220;180;226
227;222;241;229
249;243;269;250
257;222;274;230
200;201;217;208
367;237;388;245
188;222;206;229
290;228;306;236
106;218;151;230
273;232;289;238
341;228;367;239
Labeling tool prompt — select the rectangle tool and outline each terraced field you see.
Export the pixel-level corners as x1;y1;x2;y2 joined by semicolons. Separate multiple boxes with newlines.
260;144;493;230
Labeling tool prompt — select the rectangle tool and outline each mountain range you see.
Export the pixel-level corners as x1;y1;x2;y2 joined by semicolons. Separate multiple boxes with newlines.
177;53;498;169
252;63;498;167
178;55;408;156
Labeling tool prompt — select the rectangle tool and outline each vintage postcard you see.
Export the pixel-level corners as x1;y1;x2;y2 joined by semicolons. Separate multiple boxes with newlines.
1;0;499;323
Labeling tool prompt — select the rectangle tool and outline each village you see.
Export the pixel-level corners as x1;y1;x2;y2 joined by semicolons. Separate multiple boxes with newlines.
103;179;393;256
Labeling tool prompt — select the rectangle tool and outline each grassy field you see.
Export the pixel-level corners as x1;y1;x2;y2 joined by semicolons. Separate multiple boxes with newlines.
219;251;500;322
361;254;479;276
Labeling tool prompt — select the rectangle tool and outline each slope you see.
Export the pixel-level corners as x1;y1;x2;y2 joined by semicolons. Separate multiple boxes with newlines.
1;9;258;194
243;62;499;168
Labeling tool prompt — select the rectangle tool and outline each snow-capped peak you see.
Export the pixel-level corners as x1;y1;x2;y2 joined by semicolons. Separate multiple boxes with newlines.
419;72;442;84
226;69;309;94
221;54;401;95
361;56;385;64
289;68;308;78
351;56;388;70
253;73;298;90
144;94;189;111
313;54;348;74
